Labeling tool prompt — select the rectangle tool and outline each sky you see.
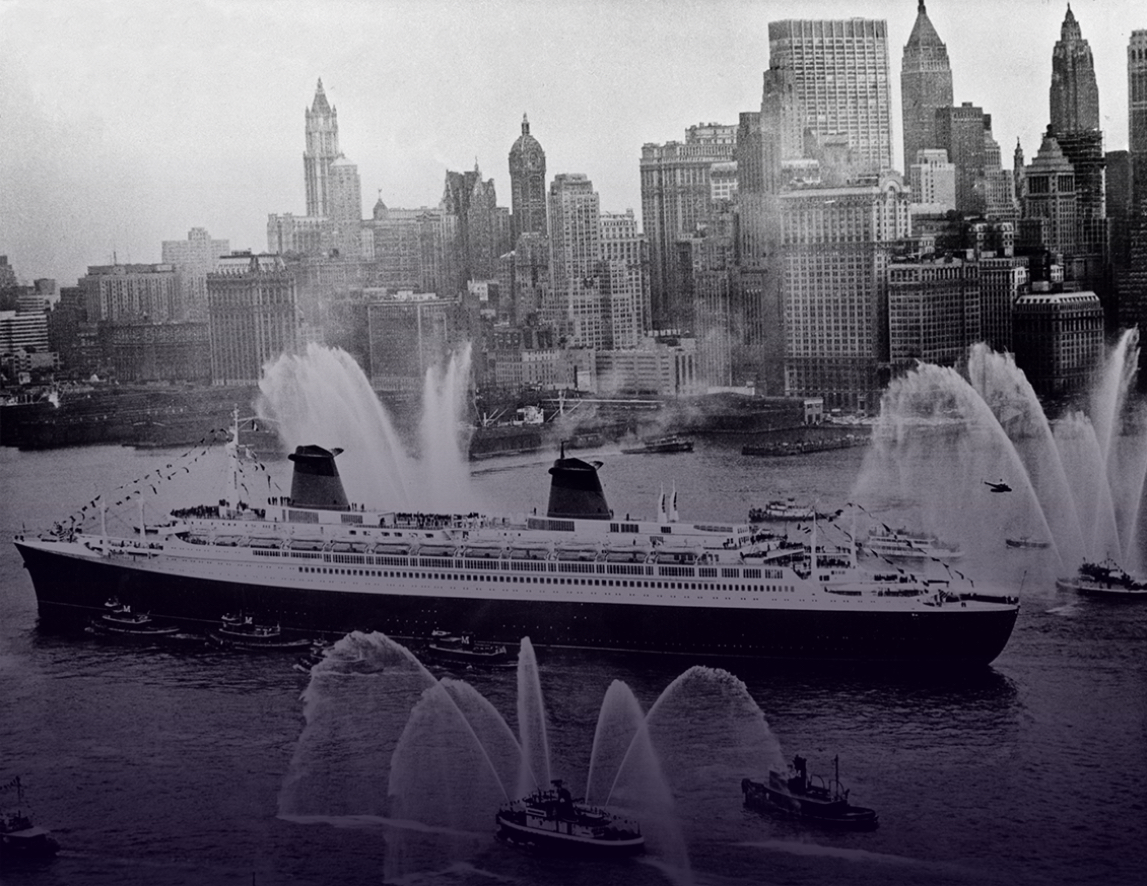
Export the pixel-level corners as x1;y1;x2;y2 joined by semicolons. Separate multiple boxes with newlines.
0;0;1143;286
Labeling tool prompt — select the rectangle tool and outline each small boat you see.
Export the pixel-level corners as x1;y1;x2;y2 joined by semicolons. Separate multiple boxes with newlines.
495;780;644;854
210;616;313;651
89;603;181;638
748;499;828;523
1005;536;1051;550
1055;559;1147;598
742;755;878;830
293;641;335;673
861;526;963;561
422;630;515;669
620;435;693;454
1;776;60;858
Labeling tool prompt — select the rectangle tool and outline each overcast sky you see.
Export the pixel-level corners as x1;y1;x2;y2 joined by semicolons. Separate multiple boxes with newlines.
1;0;1142;285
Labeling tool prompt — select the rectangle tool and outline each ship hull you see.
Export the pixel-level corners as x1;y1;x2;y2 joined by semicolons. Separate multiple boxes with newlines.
16;542;1018;664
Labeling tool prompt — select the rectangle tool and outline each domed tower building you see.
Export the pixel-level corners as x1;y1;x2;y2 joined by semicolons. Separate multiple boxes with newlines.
509;114;548;243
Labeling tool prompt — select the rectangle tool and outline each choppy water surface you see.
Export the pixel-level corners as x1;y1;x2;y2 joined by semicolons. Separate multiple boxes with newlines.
1;441;1145;886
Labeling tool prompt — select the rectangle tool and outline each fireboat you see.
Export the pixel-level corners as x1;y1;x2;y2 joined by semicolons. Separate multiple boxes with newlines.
495;780;644;854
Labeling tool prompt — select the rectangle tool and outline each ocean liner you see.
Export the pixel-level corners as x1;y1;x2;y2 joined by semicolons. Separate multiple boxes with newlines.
14;420;1019;663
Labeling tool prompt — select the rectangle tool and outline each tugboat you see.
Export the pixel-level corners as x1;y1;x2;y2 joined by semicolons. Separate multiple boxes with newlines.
1005;536;1051;550
0;776;60;858
422;630;516;669
742;755;878;830
209;615;313;651
495;780;644;855
1056;559;1147;598
88;602;182;638
620;435;693;454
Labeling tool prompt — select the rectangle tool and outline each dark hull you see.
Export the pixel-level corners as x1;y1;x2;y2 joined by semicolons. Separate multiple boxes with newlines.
495;815;644;855
16;543;1018;664
742;778;878;830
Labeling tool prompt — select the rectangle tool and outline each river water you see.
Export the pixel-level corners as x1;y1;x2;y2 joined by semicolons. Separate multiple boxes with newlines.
1;440;1145;886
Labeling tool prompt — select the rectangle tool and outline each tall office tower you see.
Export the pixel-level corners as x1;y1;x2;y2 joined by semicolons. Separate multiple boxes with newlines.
980;252;1028;353
767;19;893;175
901;1;953;178
983;123;1020;222
547;173;604;347
1019;130;1079;256
599;210;649;348
441;165;504;284
328;156;363;258
935;103;988;214
1050;5;1099;135
779;175;912;412
161;228;230;321
887;256;981;370
206;254;298;385
1049;7;1105;229
304;79;340;219
640;124;737;331
1130;31;1147;207
508;114;547;242
677;210;738;387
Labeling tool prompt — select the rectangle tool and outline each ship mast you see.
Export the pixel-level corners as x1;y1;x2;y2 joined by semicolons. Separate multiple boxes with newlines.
226;405;241;513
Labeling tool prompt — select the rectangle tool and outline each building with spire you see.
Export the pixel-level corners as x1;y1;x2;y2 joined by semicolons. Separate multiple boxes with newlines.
1050;5;1099;135
304;79;340;219
901;1;953;180
1049;5;1105;228
508;114;548;243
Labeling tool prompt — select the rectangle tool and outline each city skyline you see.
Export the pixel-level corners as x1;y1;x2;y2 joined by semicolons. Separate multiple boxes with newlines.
1;0;1143;284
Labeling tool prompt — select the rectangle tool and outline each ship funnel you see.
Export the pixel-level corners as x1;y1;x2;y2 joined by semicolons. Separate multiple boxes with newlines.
287;445;350;510
547;455;611;520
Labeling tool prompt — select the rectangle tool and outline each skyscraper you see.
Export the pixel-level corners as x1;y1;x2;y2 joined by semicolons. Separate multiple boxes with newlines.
1130;30;1147;206
547;173;603;347
1047;6;1106;236
901;1;953;178
639;124;737;330
328;156;363;258
935;103;988;215
779;174;912;412
304;79;340;219
508;114;547;242
1050;5;1099;135
161;227;230;321
599;210;650;349
767;19;893;174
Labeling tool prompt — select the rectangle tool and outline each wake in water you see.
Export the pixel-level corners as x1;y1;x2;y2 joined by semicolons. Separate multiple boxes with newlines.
257;343;477;512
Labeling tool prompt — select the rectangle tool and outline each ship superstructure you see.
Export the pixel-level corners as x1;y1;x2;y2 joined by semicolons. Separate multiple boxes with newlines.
14;418;1019;663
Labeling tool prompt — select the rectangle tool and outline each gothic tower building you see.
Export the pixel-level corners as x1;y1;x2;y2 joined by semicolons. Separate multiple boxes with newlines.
900;1;953;177
1050;5;1099;135
1048;5;1105;252
304;79;340;218
508;114;548;243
